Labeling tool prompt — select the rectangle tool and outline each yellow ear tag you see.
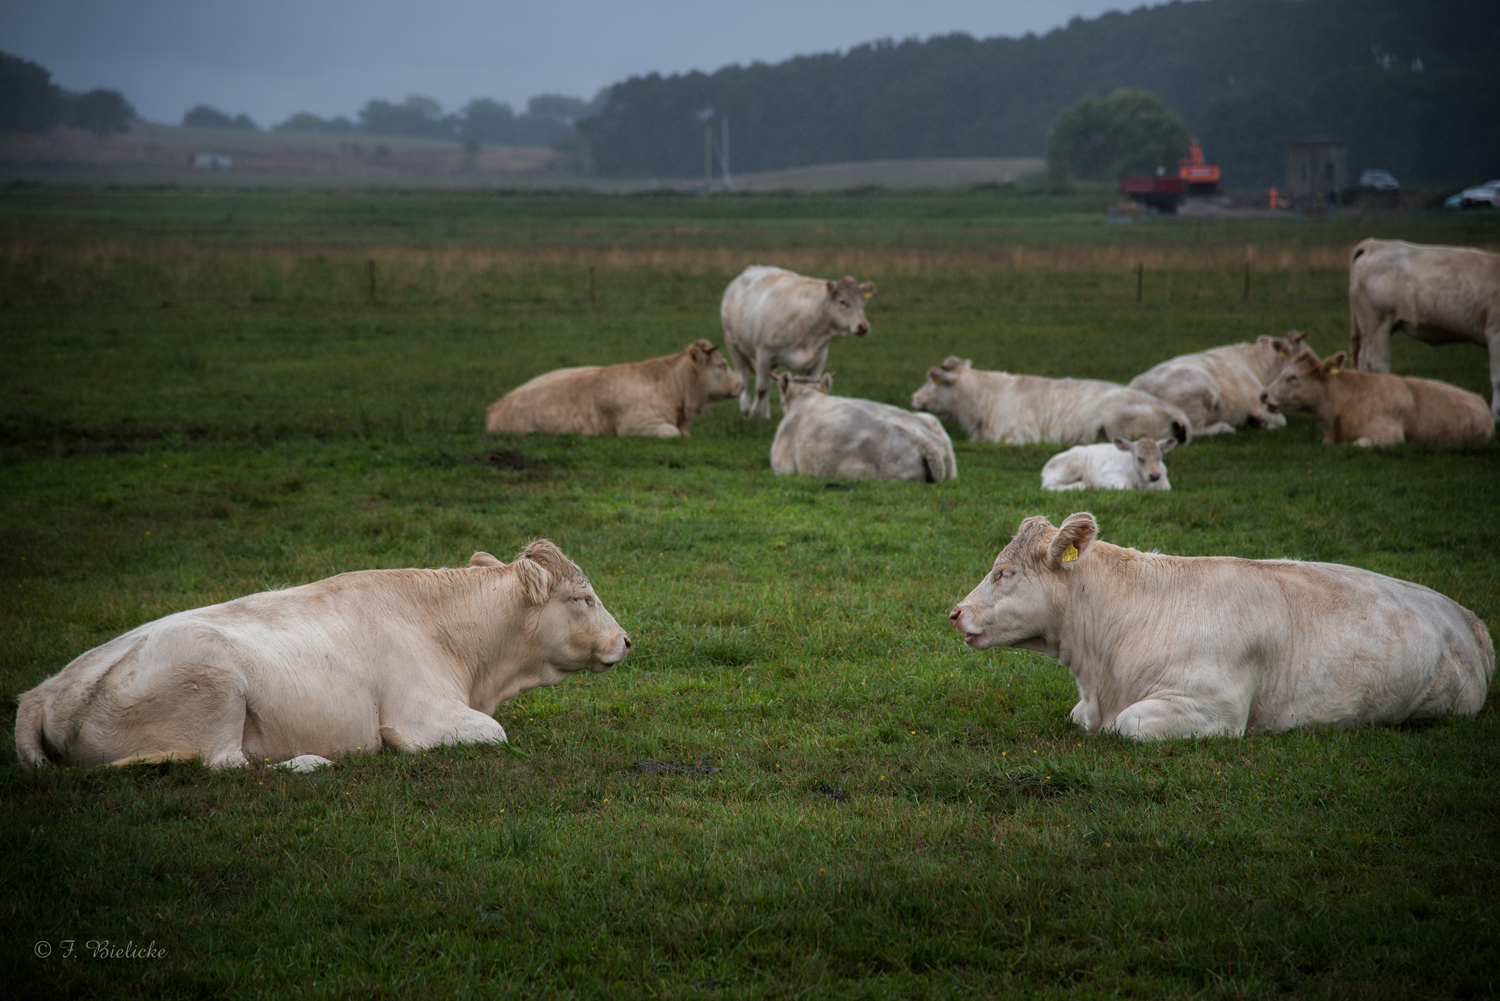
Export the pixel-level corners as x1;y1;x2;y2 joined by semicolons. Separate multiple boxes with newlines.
1329;366;1340;374
862;291;872;299
1277;350;1286;357
1061;543;1079;563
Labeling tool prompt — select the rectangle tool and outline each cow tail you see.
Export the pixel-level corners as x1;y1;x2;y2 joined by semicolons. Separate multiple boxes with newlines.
14;688;54;767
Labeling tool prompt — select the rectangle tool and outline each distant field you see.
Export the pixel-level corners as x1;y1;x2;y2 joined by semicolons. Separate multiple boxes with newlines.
2;192;1497;998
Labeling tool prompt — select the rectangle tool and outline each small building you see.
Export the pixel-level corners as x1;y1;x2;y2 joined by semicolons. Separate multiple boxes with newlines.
192;153;232;169
1286;139;1346;200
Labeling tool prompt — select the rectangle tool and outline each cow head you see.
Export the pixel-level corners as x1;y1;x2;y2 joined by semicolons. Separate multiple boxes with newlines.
1261;347;1342;414
776;372;833;407
949;513;1098;652
910;356;971;414
686;339;745;401
1114;436;1173;489
512;540;630;674
824;276;875;337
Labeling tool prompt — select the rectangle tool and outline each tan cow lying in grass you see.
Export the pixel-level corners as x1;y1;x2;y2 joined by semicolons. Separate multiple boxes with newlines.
910;357;1191;445
950;513;1493;740
721;265;875;419
1128;332;1305;436
771;373;957;482
1348;238;1500;423
15;542;630;772
1260;346;1493;446
485;339;744;437
1040;437;1173;491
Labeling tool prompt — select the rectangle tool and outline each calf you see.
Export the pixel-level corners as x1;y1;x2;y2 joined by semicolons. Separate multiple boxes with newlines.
486;339;744;437
770;373;957;482
950;513;1493;739
721;265;875;419
911;357;1190;445
16;542;630;771
1348;238;1500;423
1128;332;1305;436
1260;346;1493;445
1040;437;1174;491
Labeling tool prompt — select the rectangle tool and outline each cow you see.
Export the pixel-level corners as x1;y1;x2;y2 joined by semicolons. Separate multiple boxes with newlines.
770;373;957;482
485;339;744;438
14;541;630;772
949;513;1493;740
1128;332;1306;436
910;357;1191;445
1348;238;1500;423
1040;437;1174;492
720;265;875;419
1260;345;1493;446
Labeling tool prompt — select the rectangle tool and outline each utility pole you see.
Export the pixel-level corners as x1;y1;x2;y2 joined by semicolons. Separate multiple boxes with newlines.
720;116;733;191
704;125;713;193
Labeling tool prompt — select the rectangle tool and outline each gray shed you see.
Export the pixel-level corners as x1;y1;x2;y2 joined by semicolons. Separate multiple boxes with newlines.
1287;139;1347;200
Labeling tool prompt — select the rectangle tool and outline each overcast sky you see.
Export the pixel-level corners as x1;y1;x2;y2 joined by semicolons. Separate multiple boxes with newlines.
2;1;1142;127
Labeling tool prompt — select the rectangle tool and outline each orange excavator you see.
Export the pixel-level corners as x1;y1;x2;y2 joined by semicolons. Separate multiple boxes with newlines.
1178;139;1220;194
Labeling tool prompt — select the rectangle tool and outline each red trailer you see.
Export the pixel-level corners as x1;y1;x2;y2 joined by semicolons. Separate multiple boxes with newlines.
1119;173;1185;213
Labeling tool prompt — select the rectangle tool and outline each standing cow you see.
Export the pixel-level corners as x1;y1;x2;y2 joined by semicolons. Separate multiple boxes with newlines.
949;513;1493;740
721;265;875;419
486;339;744;438
1128;333;1305;436
15;542;630;771
1348;238;1500;423
770;373;957;482
911;357;1191;445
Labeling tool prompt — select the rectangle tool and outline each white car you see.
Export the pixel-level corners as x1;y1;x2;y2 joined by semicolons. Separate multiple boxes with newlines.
1446;180;1500;209
1358;170;1399;191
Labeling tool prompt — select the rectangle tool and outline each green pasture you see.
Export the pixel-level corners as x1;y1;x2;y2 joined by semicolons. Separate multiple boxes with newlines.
2;193;1498;999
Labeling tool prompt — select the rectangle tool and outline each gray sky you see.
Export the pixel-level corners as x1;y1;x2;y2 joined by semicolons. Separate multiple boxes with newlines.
2;1;1140;127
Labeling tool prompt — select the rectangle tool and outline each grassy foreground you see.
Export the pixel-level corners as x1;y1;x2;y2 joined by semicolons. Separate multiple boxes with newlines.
2;194;1498;999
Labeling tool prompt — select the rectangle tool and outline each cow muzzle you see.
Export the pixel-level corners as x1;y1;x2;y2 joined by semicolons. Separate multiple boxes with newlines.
950;606;984;646
853;321;869;337
1259;390;1279;413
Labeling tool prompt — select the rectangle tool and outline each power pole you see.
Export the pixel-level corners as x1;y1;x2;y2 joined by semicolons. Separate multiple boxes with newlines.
704;125;712;193
720;116;733;191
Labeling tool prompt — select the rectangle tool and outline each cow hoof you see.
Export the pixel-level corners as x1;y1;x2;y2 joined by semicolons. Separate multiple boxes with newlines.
278;754;334;773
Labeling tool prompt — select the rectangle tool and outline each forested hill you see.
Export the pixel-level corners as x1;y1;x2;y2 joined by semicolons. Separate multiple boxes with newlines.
577;0;1498;187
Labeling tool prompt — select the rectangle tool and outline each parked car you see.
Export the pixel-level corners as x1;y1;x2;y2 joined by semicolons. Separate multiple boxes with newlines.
1358;169;1400;191
1445;180;1500;209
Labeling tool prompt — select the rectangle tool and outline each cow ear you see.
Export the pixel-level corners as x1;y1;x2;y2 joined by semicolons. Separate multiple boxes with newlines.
1047;512;1098;569
776;372;791;393
687;342;706;364
1158;437;1176;453
469;551;503;568
859;281;875;298
928;366;954;386
1113;437;1132;452
1257;335;1272;346
826;280;838;296
819;373;834;393
1288;330;1306;345
1322;351;1347;374
514;557;553;605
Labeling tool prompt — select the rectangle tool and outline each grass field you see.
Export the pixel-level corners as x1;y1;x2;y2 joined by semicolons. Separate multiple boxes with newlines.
2;190;1499;999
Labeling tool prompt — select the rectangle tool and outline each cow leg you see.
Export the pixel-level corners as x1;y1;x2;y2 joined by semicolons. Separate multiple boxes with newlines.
751;348;776;419
1488;326;1500;423
278;754;334;773
1353;306;1394;373
1111;695;1243;739
384;703;508;751
728;342;758;418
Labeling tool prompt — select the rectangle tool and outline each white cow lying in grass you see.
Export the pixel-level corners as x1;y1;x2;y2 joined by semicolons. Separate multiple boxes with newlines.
15;542;630;772
911;356;1191;445
949;513;1493;740
1128;332;1305;436
1040;437;1173;491
771;373;957;482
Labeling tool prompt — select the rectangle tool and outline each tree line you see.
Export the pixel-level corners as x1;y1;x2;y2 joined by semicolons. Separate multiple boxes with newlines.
0;52;135;137
576;0;1498;187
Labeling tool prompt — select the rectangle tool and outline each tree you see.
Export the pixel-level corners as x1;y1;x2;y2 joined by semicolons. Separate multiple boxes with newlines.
0;51;64;133
67;88;135;137
273;112;356;133
460;98;517;145
183;105;257;130
358;95;456;140
1046;89;1191;181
